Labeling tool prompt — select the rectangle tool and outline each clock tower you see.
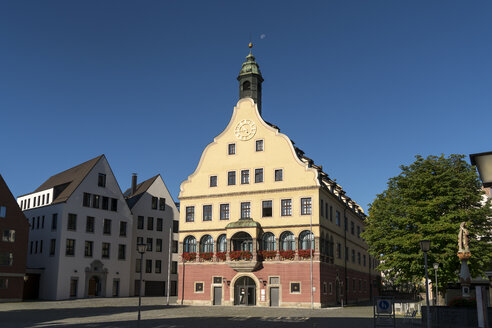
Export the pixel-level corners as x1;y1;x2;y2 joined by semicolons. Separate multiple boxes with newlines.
237;43;264;115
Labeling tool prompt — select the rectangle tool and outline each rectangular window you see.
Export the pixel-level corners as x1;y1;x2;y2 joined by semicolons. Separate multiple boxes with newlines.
210;176;217;187
156;218;163;231
50;239;56;256
0;206;6;218
256;139;264;151
102;196;109;210
171;261;178;274
320;200;324;217
172;240;178;253
172;220;179;233
255;168;263;183
120;222;127;237
228;171;236;185
345;247;349;261
136;237;143;249
110;198;117;212
86;216;95;233
301;197;312;215
0;252;13;266
70;279;78;297
241;202;251;219
39;240;43;253
146;259;152;273
83;193;91;207
363;255;367;267
102;243;110;258
220;204;230;220
66;239;75;256
155;260;162;273
195;282;204;293
203;205;212;221
262;200;272;217
337;242;342;259
156;239;162;252
103;219;111;235
352;249;356;263
159;197;166;210
290;282;301;294
151;197;158;210
241;170;250;184
118;244;126;260
146;238;153;252
0;278;8;289
358;252;361;265
31;218;34;230
2;230;15;242
92;194;100;209
84;241;93;257
281;199;292;216
136;259;141;273
36;216;40;229
42;216;45;228
30;241;33;254
351;221;355;235
147;217;154;230
228;143;235;155
357;226;361;238
67;213;77;231
275;169;283;181
98;173;106;187
137;216;144;229
336;210;341;226
186;206;195;222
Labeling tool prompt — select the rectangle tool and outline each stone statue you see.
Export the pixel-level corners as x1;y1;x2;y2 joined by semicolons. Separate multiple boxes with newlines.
458;222;470;253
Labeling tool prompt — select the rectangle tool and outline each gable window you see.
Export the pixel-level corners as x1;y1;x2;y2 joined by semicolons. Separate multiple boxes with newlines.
281;199;292;216
220;204;229;220
2;230;15;242
186;206;195;222
262;200;272;217
84;241;93;257
120;222;127;237
256;140;264;151
210;176;217;187
151;197;158;210
228;171;236;185
159;198;166;211
83;193;91;207
102;243;110;258
137;216;144;229
155;260;162;274
51;213;58;231
156;218;163;231
241;170;250;184
102;196;109;210
66;239;75;256
118;245;126;260
255;168;263;183
50;239;56;256
203;205;212;221
92;194;100;209
103;219;111;235
147;217;154;230
86;216;95;233
98;173;106;187
240;202;251;219
275;169;283;181
300;198;312;215
156;239;162;252
0;206;5;218
110;198;117;212
228;143;236;155
67;214;77;231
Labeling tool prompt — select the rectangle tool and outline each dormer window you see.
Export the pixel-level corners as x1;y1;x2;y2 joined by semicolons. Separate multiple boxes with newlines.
228;143;236;155
242;81;251;91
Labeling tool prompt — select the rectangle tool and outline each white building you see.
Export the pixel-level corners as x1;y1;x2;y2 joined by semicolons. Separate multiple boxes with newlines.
17;155;133;300
124;174;179;297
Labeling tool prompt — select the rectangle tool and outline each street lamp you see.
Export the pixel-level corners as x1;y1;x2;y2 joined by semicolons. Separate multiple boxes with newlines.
470;151;492;187
433;263;439;306
137;242;147;328
420;240;431;328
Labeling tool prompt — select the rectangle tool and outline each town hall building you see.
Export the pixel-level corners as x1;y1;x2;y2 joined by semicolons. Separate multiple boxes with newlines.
177;44;380;308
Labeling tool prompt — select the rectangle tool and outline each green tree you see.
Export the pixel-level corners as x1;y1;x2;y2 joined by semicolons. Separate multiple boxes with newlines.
362;154;492;290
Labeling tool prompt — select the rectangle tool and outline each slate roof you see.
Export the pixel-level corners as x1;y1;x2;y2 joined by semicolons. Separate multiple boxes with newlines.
124;175;159;209
32;155;104;204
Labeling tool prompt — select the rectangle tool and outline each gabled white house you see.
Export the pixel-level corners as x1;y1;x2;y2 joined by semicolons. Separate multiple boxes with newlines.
124;174;179;297
17;155;133;300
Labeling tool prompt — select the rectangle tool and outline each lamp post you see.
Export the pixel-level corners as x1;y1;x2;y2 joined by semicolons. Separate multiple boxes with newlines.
420;240;431;328
433;263;439;306
137;242;147;328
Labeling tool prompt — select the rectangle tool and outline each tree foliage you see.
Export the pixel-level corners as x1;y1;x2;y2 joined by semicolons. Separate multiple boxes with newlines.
362;154;492;289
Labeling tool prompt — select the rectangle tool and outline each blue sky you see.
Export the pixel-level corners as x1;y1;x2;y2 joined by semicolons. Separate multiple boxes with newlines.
1;1;491;212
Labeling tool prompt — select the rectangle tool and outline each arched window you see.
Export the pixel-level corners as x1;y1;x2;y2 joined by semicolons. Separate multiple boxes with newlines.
200;235;214;253
299;230;314;250
242;81;251;91
217;234;227;252
231;232;253;251
183;236;196;253
262;232;276;251
280;231;295;250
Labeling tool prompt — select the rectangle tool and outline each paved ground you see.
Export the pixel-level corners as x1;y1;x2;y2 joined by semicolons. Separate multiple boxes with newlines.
0;297;420;328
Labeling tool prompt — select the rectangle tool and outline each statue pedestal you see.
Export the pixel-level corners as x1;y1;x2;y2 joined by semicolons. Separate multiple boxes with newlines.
458;252;472;297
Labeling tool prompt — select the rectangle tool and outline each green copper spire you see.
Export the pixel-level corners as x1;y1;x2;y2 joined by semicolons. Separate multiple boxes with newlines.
237;42;264;115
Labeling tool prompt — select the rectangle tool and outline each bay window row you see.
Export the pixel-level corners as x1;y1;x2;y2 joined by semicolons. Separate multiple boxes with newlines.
209;168;283;187
64;239;126;260
82;192;118;211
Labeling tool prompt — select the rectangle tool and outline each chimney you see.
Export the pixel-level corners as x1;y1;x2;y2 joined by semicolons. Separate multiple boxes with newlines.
131;173;137;194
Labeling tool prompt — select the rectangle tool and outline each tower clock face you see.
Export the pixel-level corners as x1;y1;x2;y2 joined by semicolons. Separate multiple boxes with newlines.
235;119;257;141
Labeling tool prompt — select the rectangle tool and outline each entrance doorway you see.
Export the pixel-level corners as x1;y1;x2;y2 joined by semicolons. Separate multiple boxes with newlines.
88;276;99;296
234;276;256;306
270;287;279;307
213;286;222;305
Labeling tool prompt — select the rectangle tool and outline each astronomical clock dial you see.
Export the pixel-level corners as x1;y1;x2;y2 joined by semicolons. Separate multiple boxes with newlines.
234;119;257;141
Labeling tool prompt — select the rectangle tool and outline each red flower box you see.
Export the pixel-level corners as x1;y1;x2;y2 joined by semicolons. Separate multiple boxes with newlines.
298;249;315;259
215;252;227;261
259;250;277;260
279;250;295;260
199;252;214;261
182;252;196;262
229;250;252;261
